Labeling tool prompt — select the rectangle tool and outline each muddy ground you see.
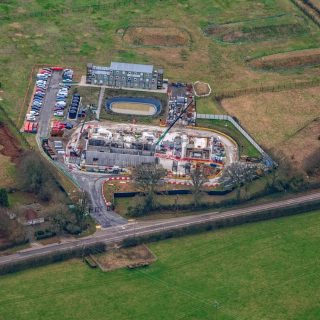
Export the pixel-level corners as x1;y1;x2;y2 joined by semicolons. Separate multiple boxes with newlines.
123;27;190;47
93;245;156;272
0;122;22;165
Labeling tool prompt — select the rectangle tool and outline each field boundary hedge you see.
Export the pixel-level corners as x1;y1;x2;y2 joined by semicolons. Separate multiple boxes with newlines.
0;242;106;275
122;200;320;247
215;78;320;100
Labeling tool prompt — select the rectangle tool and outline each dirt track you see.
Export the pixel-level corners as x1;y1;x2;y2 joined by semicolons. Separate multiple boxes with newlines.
0;122;22;164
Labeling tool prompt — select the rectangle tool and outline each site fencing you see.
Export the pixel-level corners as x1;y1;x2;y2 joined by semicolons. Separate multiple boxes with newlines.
197;113;274;167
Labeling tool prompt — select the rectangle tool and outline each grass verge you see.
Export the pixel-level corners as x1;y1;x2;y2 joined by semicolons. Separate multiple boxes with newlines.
196;118;261;158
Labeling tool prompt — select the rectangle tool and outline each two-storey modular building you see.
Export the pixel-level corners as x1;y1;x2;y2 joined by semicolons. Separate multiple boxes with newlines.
86;62;164;90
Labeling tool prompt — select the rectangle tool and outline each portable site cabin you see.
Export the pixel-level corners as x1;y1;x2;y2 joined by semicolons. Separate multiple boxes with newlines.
24;121;30;133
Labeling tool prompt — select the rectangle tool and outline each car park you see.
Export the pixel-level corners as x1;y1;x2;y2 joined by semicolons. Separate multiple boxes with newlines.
56;101;66;106
26;116;36;121
63;122;73;129
54;111;64;117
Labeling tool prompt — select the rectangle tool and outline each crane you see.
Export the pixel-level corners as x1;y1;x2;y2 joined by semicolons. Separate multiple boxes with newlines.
154;99;194;147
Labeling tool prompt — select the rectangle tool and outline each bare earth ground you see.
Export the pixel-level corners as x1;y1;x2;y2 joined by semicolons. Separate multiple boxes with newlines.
249;48;320;69
0;123;22;186
112;102;152;111
221;87;320;170
123;27;190;47
194;82;210;96
93;245;157;271
111;102;156;116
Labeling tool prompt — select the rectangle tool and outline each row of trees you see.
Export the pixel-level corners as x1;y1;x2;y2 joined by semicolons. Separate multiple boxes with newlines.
128;161;264;216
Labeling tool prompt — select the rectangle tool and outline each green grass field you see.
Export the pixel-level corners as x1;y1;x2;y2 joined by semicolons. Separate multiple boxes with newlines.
196;119;261;158
0;210;319;320
1;0;319;181
1;0;320;124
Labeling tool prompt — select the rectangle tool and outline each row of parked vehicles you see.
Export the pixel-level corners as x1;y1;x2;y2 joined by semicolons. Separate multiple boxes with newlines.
24;68;53;133
68;93;81;119
27;68;52;121
54;85;69;117
54;69;74;118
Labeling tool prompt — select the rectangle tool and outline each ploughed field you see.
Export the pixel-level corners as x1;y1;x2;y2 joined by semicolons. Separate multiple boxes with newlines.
0;210;319;319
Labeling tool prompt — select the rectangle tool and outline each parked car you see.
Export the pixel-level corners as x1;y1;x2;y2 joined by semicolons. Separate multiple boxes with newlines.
35;92;45;97
56;101;66;106
26;116;36;121
63;122;73;129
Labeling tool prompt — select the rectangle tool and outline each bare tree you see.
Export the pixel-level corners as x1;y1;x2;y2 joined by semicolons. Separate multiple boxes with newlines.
219;162;259;201
190;165;209;207
0;208;26;245
46;204;71;233
132;163;166;207
73;191;90;231
304;149;320;176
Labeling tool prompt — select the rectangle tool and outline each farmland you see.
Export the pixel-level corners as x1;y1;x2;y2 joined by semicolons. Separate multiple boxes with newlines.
221;87;320;171
0;1;319;178
0;210;319;320
0;0;320;122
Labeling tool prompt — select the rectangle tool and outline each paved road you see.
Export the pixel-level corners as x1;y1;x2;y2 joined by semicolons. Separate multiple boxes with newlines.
38;71;61;138
72;171;127;227
33;70;126;227
1;190;319;267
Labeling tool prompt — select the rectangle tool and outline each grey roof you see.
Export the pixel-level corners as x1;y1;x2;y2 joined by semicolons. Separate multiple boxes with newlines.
110;62;153;73
85;150;155;167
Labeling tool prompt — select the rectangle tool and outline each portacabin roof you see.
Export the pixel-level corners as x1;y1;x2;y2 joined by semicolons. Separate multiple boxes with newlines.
110;61;154;73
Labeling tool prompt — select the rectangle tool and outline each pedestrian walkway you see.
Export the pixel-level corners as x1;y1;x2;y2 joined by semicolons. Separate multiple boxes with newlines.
96;86;105;120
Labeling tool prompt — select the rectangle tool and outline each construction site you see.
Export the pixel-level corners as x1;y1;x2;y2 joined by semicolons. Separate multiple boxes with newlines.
64;122;238;181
